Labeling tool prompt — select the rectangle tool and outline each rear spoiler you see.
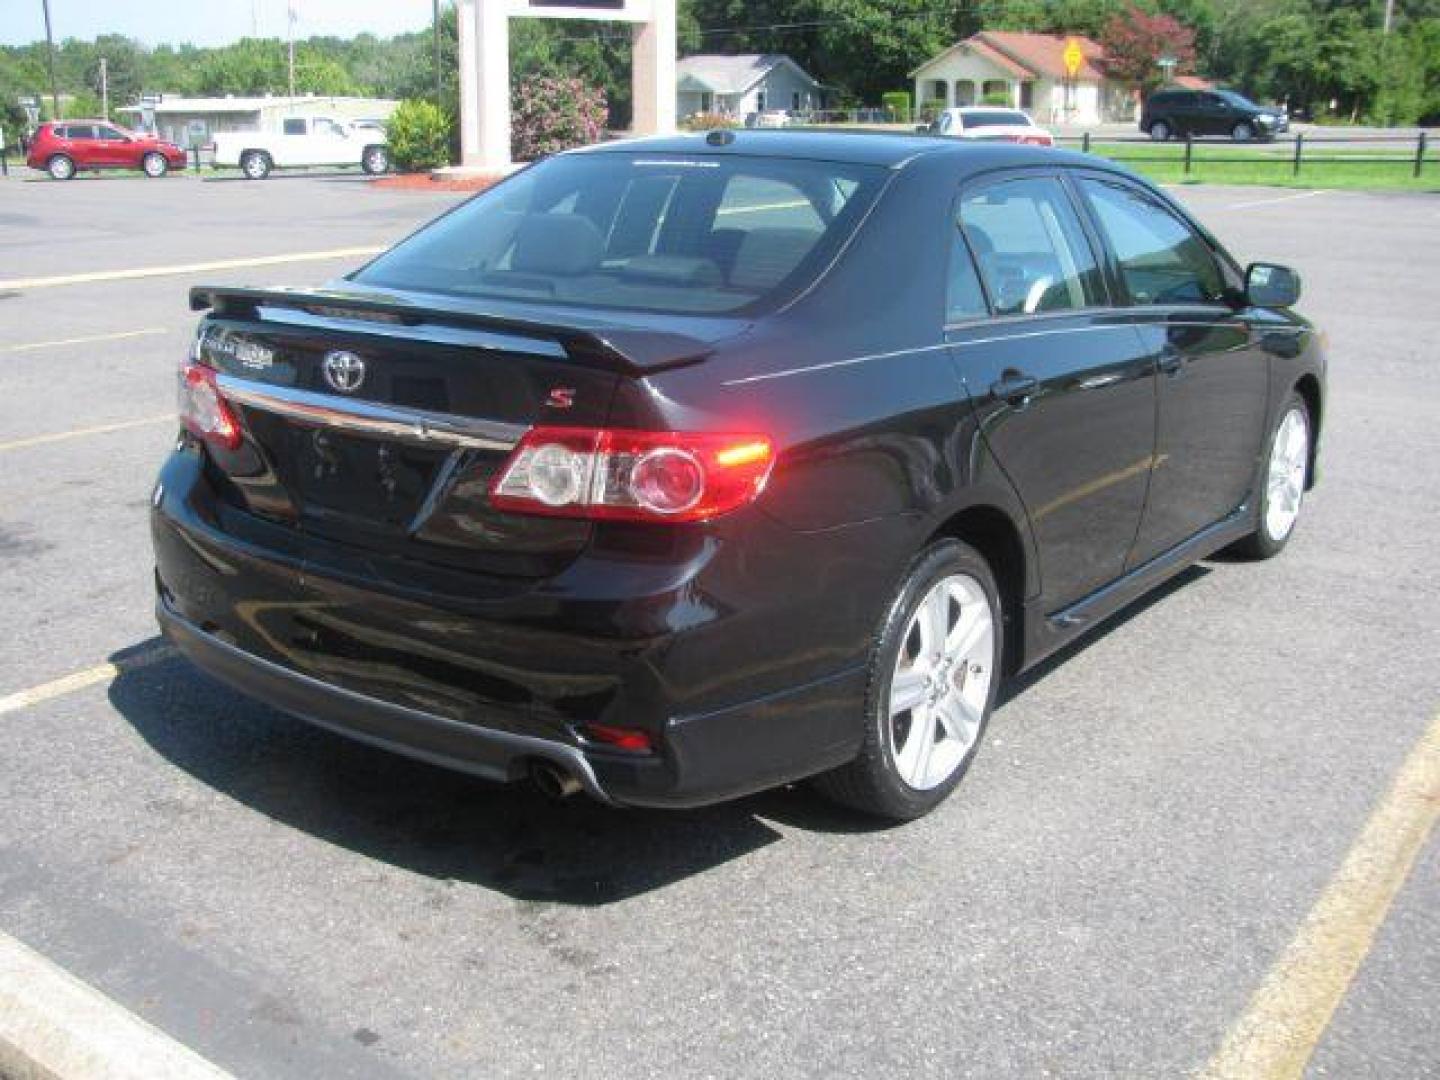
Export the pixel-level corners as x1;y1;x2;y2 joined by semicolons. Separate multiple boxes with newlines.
188;285;714;376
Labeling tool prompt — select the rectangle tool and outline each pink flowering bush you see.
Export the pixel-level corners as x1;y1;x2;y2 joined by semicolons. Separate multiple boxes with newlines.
511;76;608;161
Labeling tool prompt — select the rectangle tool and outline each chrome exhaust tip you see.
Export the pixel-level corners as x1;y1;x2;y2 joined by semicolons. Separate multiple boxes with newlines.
530;759;583;800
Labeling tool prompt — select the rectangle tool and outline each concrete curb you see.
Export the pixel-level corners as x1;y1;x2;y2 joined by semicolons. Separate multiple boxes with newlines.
0;932;233;1080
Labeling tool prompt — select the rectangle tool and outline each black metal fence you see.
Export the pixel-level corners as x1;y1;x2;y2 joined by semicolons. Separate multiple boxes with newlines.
1059;131;1433;179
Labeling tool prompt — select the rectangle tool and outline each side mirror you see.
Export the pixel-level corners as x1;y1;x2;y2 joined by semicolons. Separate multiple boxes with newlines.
1245;262;1300;308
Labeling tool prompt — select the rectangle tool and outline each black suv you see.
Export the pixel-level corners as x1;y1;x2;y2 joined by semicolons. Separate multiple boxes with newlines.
152;132;1323;820
1140;89;1288;142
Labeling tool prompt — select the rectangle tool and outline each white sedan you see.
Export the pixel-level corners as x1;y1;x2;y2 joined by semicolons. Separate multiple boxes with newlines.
922;107;1055;147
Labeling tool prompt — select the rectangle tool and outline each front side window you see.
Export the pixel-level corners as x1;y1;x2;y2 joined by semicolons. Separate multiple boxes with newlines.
958;175;1102;316
94;125;127;141
1078;178;1225;305
354;152;886;316
282;118;306;135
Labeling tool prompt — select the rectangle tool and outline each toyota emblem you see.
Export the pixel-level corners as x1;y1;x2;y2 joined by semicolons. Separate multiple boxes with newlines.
322;350;366;393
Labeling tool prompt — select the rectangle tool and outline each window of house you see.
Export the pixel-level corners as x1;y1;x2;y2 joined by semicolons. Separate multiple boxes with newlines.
1078;178;1225;305
959;175;1102;316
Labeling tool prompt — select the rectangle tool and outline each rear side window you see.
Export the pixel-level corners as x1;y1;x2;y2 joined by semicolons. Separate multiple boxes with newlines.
946;225;987;323
282;118;306;135
1078;178;1225;305
959;175;1102;316
354;152;886;316
961;111;1030;128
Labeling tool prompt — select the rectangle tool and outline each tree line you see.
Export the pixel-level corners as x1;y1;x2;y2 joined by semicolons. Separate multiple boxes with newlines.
2;0;1436;136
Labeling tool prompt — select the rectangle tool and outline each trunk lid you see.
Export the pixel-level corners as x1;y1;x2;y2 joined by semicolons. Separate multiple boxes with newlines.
190;284;739;580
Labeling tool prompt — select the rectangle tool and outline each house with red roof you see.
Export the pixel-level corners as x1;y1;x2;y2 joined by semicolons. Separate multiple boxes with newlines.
910;31;1134;126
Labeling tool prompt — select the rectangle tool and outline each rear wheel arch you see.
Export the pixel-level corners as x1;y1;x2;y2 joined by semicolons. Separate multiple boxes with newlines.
929;504;1028;677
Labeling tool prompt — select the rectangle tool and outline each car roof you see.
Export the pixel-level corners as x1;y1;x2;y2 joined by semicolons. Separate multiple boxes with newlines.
580;130;1075;171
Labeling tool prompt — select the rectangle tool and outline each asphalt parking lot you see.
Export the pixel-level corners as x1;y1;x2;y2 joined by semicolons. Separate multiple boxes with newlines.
1;169;1437;1079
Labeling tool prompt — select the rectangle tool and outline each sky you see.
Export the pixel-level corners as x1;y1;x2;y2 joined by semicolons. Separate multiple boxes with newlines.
2;0;439;48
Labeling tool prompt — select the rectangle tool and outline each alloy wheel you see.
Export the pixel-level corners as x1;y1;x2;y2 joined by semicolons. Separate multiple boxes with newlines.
888;573;995;791
1264;406;1309;542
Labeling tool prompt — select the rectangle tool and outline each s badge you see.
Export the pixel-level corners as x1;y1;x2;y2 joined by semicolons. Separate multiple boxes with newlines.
545;387;576;410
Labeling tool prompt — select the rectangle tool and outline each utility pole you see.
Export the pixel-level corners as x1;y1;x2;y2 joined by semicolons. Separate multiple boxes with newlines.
288;1;297;98
41;0;60;119
99;57;108;120
433;0;444;109
1382;0;1394;33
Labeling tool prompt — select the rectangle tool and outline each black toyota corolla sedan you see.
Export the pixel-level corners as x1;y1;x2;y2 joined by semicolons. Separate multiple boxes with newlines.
152;131;1324;820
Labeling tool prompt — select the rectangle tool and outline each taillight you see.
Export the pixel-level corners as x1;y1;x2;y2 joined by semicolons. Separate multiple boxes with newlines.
178;362;242;451
491;427;775;523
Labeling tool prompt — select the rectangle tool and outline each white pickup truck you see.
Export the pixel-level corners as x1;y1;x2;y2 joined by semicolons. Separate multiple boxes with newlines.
213;115;389;179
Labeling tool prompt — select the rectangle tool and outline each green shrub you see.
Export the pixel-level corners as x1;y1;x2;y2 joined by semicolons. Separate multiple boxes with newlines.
881;91;912;122
681;112;740;131
386;99;452;172
982;91;1011;106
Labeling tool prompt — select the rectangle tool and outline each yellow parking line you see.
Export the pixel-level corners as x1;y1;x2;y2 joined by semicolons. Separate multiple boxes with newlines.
1199;709;1440;1079
0;646;174;717
0;413;172;453
3;328;169;353
0;245;386;291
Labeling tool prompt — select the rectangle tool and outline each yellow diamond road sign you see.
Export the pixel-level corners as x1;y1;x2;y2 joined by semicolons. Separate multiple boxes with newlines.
1063;37;1084;78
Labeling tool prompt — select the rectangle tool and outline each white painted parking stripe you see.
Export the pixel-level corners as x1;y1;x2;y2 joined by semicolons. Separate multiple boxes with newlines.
0;646;174;716
0;413;172;453
0;931;234;1080
3;327;169;353
1199;709;1440;1079
1226;190;1327;210
0;245;386;291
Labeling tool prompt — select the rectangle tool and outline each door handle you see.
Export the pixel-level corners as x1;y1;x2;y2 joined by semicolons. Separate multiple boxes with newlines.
991;371;1038;404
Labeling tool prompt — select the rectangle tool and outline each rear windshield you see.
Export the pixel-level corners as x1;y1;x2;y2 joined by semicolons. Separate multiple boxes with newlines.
353;151;887;316
961;111;1030;128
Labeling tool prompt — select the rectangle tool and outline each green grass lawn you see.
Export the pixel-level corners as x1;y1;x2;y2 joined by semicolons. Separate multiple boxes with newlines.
1070;140;1439;192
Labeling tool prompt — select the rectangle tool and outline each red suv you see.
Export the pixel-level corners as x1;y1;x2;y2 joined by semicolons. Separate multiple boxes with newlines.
26;121;188;180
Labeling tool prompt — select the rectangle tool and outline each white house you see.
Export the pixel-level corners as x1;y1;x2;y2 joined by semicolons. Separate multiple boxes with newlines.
676;54;824;118
910;32;1133;126
116;94;399;148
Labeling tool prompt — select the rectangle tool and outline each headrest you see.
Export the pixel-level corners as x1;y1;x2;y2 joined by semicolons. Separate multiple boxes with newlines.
510;214;604;276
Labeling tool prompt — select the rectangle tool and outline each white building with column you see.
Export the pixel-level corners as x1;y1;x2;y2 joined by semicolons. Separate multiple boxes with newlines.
454;0;677;173
910;31;1133;127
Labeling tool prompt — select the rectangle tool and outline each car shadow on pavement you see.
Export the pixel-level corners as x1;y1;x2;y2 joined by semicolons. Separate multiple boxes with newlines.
107;565;1211;905
107;648;882;907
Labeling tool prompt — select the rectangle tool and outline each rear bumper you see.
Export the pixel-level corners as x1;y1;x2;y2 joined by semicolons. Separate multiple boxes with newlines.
157;596;615;802
150;445;874;807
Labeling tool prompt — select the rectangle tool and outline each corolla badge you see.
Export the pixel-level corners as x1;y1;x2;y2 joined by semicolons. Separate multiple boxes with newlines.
322;350;366;393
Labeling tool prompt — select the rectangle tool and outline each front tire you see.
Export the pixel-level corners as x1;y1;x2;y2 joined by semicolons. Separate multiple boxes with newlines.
361;145;389;175
47;154;75;181
813;539;1001;821
1149;120;1172;142
1232;392;1311;560
240;150;272;180
1232;121;1255;142
142;152;168;178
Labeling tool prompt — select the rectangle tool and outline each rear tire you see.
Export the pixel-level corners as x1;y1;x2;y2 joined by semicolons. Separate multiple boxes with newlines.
142;152;168;178
1149;120;1171;142
361;145;389;175
1231;392;1311;560
47;154;75;181
813;539;1001;822
240;150;271;180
